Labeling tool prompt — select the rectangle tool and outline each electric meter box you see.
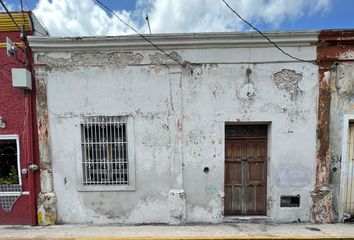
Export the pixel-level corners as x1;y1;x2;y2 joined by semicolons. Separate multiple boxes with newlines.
12;68;32;90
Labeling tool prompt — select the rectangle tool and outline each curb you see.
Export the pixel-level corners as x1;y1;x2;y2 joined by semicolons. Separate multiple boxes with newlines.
3;237;354;240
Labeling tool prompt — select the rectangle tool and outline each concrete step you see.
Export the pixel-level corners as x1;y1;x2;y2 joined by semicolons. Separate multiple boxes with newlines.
223;216;270;223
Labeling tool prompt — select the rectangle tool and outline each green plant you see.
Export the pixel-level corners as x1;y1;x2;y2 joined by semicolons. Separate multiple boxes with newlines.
0;166;19;185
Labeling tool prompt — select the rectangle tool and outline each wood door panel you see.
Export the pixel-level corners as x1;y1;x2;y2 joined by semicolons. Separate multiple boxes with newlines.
256;185;267;213
248;162;265;182
225;162;242;183
226;142;242;160
245;185;266;214
224;186;233;213
232;186;243;214
225;132;267;216
246;185;256;213
246;140;266;158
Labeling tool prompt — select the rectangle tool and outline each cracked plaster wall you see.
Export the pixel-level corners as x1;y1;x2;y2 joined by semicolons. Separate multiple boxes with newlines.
33;45;318;224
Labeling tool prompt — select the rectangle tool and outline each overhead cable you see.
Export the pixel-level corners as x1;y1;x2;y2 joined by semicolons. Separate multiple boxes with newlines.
0;0;22;32
94;0;187;68
20;0;25;26
0;0;26;65
221;0;318;65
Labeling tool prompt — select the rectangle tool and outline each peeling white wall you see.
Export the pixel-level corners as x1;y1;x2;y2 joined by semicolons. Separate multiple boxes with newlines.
36;41;318;224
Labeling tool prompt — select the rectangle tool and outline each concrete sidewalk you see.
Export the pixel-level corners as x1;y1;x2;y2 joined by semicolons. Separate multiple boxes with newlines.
0;223;354;239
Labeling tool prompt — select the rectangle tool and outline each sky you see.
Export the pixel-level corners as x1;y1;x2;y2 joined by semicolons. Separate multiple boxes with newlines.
0;0;353;37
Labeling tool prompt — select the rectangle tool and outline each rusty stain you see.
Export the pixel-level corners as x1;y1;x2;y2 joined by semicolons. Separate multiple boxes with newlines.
315;69;331;189
311;55;333;223
34;65;57;225
154;65;161;74
318;30;354;63
44;128;48;138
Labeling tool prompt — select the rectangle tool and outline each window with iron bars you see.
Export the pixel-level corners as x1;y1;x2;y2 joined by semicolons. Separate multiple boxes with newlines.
81;116;128;185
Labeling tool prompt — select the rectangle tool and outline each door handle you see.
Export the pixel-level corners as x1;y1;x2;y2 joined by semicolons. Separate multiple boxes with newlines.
29;164;39;172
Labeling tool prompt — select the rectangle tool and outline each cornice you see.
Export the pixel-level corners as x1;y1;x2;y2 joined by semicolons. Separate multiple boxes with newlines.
28;31;319;52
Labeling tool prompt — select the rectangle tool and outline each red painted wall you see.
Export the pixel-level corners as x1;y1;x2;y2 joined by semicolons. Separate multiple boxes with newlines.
0;29;40;225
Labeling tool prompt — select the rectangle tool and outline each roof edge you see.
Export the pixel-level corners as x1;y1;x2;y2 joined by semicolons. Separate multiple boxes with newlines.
28;30;319;52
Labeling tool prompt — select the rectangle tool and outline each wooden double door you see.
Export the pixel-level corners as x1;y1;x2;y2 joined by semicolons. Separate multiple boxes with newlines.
224;125;267;216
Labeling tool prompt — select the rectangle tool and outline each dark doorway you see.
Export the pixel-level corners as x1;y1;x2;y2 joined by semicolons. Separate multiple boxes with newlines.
224;124;267;215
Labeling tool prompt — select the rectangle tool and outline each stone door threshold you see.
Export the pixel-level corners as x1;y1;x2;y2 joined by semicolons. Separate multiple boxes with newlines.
224;215;269;223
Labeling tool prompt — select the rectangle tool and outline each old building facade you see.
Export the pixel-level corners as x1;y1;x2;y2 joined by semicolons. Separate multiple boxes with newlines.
0;28;350;225
28;31;323;224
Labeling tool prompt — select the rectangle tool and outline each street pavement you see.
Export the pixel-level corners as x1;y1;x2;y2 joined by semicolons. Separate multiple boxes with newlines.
0;223;354;239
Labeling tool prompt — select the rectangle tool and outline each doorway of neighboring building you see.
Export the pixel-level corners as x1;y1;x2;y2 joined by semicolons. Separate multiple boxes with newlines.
0;135;36;225
343;123;354;221
224;124;267;216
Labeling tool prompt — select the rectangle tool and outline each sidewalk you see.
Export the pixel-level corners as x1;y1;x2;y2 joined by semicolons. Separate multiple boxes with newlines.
1;223;354;239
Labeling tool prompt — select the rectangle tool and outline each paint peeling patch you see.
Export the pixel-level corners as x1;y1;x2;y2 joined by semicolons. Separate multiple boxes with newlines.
340;50;354;60
149;51;182;65
267;197;274;210
36;52;143;69
169;189;186;224
310;188;333;223
239;83;256;100
335;65;354;98
211;83;225;97
186;129;206;145
37;192;57;225
273;69;303;99
323;71;331;83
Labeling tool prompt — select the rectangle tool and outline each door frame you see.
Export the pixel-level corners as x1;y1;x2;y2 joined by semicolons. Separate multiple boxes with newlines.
339;114;354;222
0;134;22;194
224;123;270;217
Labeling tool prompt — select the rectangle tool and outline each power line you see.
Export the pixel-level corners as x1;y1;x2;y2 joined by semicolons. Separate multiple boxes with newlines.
20;0;25;26
0;0;27;65
221;0;318;65
146;14;152;34
94;0;187;68
0;0;22;32
19;0;29;66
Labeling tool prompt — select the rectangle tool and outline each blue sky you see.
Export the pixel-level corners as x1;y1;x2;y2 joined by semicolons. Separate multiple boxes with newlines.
1;0;353;36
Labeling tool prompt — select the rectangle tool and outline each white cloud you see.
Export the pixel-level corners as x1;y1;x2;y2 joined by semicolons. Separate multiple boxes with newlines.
33;0;331;37
310;0;331;15
0;1;15;11
33;0;139;36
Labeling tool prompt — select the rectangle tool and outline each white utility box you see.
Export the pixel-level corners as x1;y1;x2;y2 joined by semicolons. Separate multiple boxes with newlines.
12;68;32;90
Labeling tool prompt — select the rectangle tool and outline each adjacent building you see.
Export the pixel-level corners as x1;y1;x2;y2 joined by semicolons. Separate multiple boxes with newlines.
315;30;354;222
0;11;47;225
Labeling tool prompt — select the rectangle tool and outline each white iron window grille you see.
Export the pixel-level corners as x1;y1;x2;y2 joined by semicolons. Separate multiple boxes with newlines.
81;116;128;185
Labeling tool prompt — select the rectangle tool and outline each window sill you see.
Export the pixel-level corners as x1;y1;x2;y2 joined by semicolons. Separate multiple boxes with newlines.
77;184;135;192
